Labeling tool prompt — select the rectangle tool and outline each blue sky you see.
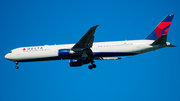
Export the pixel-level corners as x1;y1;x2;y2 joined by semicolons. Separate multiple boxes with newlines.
1;0;180;101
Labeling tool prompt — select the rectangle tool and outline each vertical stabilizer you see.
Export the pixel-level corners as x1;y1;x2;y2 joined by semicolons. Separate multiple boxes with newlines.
145;14;174;40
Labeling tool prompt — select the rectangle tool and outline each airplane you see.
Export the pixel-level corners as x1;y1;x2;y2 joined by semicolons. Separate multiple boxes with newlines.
5;14;176;70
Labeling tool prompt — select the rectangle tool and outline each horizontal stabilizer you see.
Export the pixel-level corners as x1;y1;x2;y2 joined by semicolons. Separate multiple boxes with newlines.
151;35;167;45
167;45;177;47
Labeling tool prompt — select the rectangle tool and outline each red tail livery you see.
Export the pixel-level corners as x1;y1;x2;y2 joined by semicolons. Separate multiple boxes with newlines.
145;14;174;40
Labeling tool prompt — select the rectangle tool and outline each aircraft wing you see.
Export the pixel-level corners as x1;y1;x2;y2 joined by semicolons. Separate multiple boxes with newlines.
71;25;99;51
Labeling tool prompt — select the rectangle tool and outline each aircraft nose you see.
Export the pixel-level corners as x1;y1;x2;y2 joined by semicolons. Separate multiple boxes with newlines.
5;53;11;60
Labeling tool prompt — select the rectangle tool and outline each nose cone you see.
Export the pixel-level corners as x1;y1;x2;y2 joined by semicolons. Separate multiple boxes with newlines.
5;53;11;60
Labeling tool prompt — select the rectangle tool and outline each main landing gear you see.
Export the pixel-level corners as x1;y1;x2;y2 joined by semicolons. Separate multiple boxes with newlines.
88;64;96;70
88;61;96;70
15;61;19;69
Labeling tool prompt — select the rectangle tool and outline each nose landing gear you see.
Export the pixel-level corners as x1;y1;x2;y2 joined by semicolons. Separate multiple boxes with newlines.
15;62;19;69
15;66;19;69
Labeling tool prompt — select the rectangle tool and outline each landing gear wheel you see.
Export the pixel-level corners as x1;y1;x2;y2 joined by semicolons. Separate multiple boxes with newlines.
14;61;19;69
92;64;96;68
88;65;93;70
15;66;19;69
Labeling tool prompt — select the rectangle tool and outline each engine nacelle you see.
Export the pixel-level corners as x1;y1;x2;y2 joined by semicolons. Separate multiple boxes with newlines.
69;59;83;67
58;49;75;56
69;59;90;67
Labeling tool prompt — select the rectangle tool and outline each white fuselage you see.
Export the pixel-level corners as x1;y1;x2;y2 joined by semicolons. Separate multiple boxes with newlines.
5;40;170;62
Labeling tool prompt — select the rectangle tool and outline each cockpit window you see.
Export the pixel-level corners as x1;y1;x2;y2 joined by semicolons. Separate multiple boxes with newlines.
9;51;12;53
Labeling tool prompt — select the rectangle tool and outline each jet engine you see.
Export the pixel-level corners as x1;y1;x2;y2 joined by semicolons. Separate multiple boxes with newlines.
58;49;75;56
69;59;90;67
